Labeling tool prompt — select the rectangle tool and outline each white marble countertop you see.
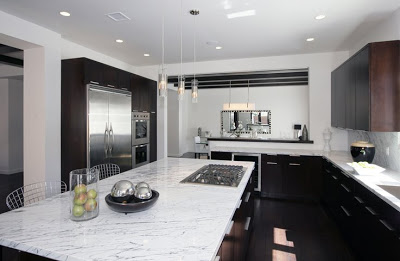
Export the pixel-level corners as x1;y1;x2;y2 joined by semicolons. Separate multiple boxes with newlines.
212;146;400;212
0;158;254;261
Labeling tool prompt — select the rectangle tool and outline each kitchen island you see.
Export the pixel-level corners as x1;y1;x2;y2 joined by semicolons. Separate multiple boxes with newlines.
0;158;254;261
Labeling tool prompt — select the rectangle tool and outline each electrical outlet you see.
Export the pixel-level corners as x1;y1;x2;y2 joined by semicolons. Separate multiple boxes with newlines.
386;147;390;156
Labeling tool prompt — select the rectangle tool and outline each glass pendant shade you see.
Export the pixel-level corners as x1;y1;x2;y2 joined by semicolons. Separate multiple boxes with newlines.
191;79;198;103
177;76;185;101
158;67;167;97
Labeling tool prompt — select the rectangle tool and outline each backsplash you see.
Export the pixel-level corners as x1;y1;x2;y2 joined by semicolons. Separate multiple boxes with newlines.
348;131;400;172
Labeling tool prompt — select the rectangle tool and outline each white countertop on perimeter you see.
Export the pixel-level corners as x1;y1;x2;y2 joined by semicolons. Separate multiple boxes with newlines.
212;146;400;212
0;158;254;261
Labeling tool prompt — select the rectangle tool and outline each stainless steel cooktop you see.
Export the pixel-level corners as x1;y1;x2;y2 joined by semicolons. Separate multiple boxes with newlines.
180;164;245;187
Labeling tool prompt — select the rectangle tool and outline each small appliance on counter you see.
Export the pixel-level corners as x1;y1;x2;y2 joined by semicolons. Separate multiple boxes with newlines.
294;124;301;139
350;141;375;163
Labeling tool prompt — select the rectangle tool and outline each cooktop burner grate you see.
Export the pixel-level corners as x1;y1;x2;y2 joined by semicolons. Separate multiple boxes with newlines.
180;164;245;187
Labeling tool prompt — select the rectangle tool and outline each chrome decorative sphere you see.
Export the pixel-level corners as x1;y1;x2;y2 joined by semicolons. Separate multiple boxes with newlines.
110;180;135;203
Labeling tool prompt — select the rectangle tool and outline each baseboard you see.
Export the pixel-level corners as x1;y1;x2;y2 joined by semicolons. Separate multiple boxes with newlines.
0;168;23;175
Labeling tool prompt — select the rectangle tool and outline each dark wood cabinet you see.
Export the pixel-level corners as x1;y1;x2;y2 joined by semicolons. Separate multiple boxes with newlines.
218;174;254;261
261;154;282;197
103;64;118;88
131;74;152;112
211;151;233;160
84;58;104;85
150;112;157;162
322;159;400;260
118;69;131;91
62;58;158;186
261;155;321;201
331;40;400;131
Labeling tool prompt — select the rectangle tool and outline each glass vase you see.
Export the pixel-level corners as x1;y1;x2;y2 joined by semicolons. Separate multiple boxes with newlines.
69;168;99;221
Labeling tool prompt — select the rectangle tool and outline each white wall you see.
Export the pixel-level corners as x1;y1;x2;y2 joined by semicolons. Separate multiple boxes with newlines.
61;39;137;74
0;79;23;174
349;8;400;55
167;89;181;157
0;10;61;185
180;85;309;152
137;51;350;154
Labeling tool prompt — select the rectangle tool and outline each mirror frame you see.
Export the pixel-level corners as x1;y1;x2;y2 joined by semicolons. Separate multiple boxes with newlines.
220;110;271;134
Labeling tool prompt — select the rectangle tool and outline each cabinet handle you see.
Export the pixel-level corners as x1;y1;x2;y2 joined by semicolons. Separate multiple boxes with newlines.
340;206;351;217
107;84;115;88
151;111;156;114
236;199;242;209
214;256;221;261
244;217;252;231
341;171;349;178
365;206;377;215
354;196;364;204
226;220;234;235
325;169;331;174
267;162;277;165
90;81;99;85
379;219;395;231
289;163;301;166
245;192;251;203
331;175;338;180
121;87;128;90
340;184;351;193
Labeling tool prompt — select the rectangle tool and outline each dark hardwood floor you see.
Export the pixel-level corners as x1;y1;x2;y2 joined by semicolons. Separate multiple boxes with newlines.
246;198;356;261
0;172;23;214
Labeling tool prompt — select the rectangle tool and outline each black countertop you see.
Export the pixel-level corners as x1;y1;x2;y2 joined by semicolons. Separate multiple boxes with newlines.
207;137;314;144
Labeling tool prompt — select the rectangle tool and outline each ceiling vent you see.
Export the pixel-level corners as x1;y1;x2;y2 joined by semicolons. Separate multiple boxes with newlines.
106;12;131;22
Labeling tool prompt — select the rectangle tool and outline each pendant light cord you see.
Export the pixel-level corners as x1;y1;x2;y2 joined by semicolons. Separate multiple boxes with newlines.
229;81;231;108
247;80;250;108
193;14;196;81
162;14;165;69
180;0;183;77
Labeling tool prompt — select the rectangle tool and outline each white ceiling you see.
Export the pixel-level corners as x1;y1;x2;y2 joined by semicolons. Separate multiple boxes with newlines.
0;0;399;66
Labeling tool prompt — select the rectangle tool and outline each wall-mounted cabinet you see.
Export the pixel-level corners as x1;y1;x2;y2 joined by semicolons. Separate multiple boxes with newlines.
331;40;400;131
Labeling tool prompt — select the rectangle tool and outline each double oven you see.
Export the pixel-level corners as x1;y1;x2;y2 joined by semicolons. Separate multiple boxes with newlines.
132;112;150;168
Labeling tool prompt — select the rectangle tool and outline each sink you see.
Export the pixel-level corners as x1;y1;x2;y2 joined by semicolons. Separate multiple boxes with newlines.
377;185;400;200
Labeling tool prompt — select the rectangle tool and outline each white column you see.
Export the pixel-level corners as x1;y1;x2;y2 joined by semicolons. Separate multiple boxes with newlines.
24;46;61;185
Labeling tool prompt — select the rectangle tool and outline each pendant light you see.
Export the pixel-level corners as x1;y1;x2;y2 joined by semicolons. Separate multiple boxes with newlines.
222;80;255;110
158;14;167;97
190;9;199;103
177;0;185;101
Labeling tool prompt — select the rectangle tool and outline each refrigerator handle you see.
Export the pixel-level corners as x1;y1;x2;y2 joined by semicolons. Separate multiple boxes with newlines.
109;122;114;155
104;122;109;157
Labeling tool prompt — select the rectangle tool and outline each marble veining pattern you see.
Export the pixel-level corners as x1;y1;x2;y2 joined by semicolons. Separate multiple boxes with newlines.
348;130;400;172
0;158;254;261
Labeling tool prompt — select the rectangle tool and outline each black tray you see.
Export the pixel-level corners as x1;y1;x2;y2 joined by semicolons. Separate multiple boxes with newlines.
105;190;159;214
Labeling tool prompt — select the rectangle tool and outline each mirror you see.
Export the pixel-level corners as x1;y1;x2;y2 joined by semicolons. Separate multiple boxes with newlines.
221;110;271;134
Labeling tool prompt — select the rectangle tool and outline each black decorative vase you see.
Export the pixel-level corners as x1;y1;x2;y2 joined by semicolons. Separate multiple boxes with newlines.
350;141;375;163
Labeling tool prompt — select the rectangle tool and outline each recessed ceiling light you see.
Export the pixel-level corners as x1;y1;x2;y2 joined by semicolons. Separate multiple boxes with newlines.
216;46;223;50
306;38;315;42
315;15;326;20
227;10;256;19
59;11;70;17
116;39;124;43
144;54;150;57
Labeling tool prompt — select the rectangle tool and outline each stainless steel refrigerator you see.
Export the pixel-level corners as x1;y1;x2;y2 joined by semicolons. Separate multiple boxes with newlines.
87;85;132;172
